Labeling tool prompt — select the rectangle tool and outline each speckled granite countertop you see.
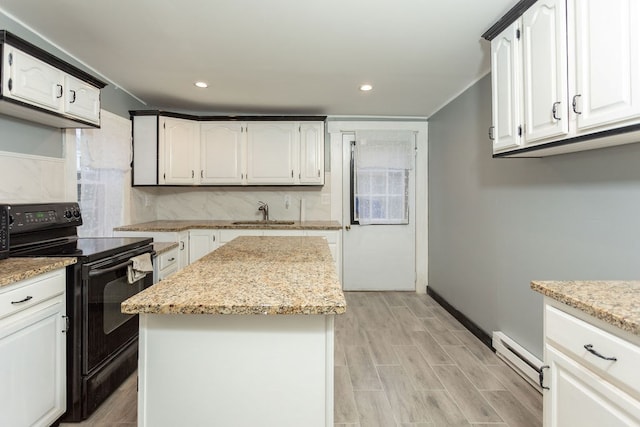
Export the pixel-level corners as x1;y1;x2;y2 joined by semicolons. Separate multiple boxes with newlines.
122;236;346;315
114;220;342;232
531;281;640;336
0;257;77;288
152;241;178;255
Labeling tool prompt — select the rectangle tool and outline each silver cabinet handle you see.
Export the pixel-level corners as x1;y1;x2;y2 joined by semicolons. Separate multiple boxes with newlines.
180;241;185;250
201;170;204;178
552;102;561;120
56;84;63;98
572;94;582;114
488;126;495;141
192;170;195;178
212;235;216;242
317;169;321;177
168;257;176;262
584;344;617;361
69;89;77;104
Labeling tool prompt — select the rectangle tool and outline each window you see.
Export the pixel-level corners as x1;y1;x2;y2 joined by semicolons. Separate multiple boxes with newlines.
351;130;414;225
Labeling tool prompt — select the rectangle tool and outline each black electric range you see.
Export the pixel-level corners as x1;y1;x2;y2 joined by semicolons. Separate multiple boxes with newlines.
7;203;154;422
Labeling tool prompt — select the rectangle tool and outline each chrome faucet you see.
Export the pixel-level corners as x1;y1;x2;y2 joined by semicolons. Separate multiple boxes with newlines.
258;201;269;221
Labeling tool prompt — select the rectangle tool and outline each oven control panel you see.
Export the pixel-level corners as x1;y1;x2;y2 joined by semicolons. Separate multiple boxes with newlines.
8;203;83;234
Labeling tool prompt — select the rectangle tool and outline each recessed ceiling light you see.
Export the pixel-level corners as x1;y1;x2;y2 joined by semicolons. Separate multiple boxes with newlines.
194;81;208;88
359;84;373;92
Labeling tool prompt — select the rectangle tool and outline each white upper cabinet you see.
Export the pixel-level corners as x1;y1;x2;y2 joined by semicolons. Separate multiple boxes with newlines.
522;0;568;144
159;117;200;185
246;122;297;184
0;31;104;128
63;74;101;124
3;46;64;112
487;0;640;157
569;0;640;132
132;113;325;186
491;20;523;152
200;122;245;185
299;122;325;185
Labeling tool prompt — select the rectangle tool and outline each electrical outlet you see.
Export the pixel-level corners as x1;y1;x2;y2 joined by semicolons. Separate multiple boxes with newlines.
284;195;291;209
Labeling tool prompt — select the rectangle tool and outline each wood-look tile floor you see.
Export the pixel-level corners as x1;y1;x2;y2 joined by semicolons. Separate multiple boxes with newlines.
61;291;542;427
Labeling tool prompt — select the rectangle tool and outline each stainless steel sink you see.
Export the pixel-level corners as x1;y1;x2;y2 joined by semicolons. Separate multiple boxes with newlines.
231;220;295;225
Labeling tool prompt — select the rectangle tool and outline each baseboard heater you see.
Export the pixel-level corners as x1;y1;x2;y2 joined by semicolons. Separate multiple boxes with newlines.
492;331;544;393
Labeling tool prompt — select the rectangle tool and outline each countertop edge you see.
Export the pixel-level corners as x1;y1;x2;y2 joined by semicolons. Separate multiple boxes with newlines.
114;220;342;232
0;257;77;288
531;280;640;336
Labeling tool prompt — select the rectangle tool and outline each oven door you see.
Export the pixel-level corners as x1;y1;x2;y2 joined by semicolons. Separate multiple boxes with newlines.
82;248;154;374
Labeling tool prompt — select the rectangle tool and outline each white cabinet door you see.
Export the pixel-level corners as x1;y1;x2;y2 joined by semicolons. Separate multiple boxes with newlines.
200;122;246;184
491;21;523;152
0;301;66;427
188;229;219;263
544;344;640;427
4;46;63;112
522;0;568;144
299;122;324;185
178;231;190;269
569;0;640;132
247;122;297;184
64;74;100;124
159;117;199;185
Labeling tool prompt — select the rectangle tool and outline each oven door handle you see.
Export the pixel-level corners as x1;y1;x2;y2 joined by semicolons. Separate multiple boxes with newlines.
88;259;133;278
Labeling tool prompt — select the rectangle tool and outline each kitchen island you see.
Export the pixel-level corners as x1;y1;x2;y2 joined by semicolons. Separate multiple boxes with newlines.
122;236;345;427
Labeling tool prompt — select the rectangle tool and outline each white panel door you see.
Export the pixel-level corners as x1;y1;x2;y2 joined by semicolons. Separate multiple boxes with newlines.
522;0;568;144
299;122;324;185
342;134;415;291
200;122;245;184
188;230;219;263
491;20;523;152
544;345;640;427
159;117;199;184
247;122;296;184
0;302;66;427
64;74;100;124
6;46;63;111
570;0;640;131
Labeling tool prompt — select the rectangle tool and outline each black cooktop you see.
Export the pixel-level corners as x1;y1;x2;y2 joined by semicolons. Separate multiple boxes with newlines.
12;237;153;262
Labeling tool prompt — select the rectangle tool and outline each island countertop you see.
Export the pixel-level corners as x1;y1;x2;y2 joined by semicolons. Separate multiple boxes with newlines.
531;280;640;336
122;236;346;315
114;219;342;232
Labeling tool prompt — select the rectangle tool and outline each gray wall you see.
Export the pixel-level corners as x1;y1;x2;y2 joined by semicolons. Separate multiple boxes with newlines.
0;11;147;157
428;74;640;359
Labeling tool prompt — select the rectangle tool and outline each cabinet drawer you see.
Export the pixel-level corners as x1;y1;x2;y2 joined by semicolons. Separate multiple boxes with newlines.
158;249;178;270
546;304;640;394
0;270;65;320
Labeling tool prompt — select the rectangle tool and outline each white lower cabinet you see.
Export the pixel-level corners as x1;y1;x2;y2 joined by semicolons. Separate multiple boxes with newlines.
157;247;179;281
188;230;219;264
0;269;66;427
543;302;640;426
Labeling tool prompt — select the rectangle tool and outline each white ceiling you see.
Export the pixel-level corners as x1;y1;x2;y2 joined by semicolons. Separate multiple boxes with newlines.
0;0;516;117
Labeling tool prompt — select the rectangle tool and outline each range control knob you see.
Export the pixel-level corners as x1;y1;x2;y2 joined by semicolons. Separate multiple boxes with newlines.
64;210;72;219
73;209;81;218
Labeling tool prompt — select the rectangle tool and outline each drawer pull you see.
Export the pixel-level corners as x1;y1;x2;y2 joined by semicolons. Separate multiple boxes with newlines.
168;257;175;262
11;295;33;304
584;344;617;362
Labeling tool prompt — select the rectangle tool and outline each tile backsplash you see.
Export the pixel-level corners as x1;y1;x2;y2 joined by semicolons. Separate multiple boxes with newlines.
130;172;332;223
